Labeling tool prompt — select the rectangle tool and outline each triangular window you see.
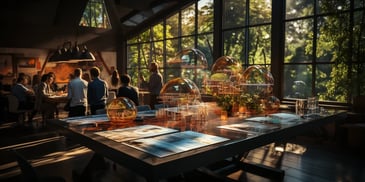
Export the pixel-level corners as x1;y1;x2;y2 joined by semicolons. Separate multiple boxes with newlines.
79;0;111;29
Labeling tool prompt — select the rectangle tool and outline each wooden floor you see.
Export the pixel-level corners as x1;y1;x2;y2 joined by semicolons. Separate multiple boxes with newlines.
0;118;364;182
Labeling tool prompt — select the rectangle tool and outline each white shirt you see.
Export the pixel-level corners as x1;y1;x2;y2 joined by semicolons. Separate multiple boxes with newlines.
67;77;88;107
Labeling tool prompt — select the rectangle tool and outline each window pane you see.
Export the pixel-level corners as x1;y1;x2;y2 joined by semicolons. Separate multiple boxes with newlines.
283;64;312;99
223;0;246;29
151;41;164;63
316;64;349;102
181;4;196;36
152;23;164;41
127;36;139;44
138;43;151;68
166;14;179;38
181;37;195;49
139;29;151;43
166;39;180;60
316;14;350;63
318;0;350;14
248;25;271;65
249;0;272;24
285;19;314;63
285;0;314;19
223;29;246;62
127;45;138;70
355;0;364;8
197;34;214;68
198;0;214;33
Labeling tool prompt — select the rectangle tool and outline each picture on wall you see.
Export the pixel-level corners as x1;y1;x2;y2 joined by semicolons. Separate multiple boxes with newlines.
17;57;37;68
0;54;14;76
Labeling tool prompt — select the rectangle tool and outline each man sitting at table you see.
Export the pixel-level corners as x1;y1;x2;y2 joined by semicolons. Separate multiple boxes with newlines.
11;74;37;123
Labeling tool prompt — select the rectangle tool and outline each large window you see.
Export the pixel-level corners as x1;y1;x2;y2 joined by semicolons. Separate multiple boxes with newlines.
127;0;214;88
283;0;365;103
223;0;272;68
126;0;365;105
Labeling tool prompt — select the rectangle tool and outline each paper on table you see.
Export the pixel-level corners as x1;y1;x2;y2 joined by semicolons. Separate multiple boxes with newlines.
218;121;280;134
122;131;229;157
95;125;178;142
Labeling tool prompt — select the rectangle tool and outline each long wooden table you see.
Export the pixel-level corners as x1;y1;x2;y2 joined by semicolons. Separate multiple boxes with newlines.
48;104;347;182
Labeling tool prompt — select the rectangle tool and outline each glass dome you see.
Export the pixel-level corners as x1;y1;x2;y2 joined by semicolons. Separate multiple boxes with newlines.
204;56;242;95
239;65;274;95
238;65;279;115
159;77;201;106
167;48;208;89
211;56;242;78
241;65;274;85
107;97;137;124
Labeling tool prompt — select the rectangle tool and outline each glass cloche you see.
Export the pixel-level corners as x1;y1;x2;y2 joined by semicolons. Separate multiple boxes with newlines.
204;56;242;95
159;77;201;106
238;65;279;114
107;97;137;124
167;48;209;89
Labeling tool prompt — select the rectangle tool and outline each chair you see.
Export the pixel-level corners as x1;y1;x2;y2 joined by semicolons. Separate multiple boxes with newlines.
106;91;116;104
13;150;66;182
136;105;151;112
154;104;166;110
7;95;32;124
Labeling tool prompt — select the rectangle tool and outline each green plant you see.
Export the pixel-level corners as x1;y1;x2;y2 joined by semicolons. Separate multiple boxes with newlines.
215;94;236;111
237;93;263;113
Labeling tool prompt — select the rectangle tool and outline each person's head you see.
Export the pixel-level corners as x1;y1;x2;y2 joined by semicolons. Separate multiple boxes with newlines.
47;73;55;84
89;67;100;80
120;74;131;86
112;70;119;78
111;70;120;86
32;74;40;86
48;72;56;79
41;74;48;82
74;68;82;78
16;74;28;84
149;62;159;72
44;73;54;84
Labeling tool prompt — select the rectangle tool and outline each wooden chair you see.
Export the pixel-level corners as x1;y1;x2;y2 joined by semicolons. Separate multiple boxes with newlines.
13;149;66;182
7;95;32;125
338;95;365;148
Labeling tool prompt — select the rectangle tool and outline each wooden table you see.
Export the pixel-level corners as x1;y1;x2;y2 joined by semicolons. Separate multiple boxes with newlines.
48;104;347;182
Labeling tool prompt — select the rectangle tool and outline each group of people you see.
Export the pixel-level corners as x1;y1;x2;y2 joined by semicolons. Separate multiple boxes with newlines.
5;61;163;124
10;72;58;123
67;67;108;117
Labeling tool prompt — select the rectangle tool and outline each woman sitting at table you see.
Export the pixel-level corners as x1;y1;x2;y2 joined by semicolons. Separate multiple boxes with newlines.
117;74;139;106
36;73;57;120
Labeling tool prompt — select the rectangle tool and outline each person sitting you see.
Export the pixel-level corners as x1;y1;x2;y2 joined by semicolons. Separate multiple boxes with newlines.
117;74;139;106
11;74;36;122
36;73;57;120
